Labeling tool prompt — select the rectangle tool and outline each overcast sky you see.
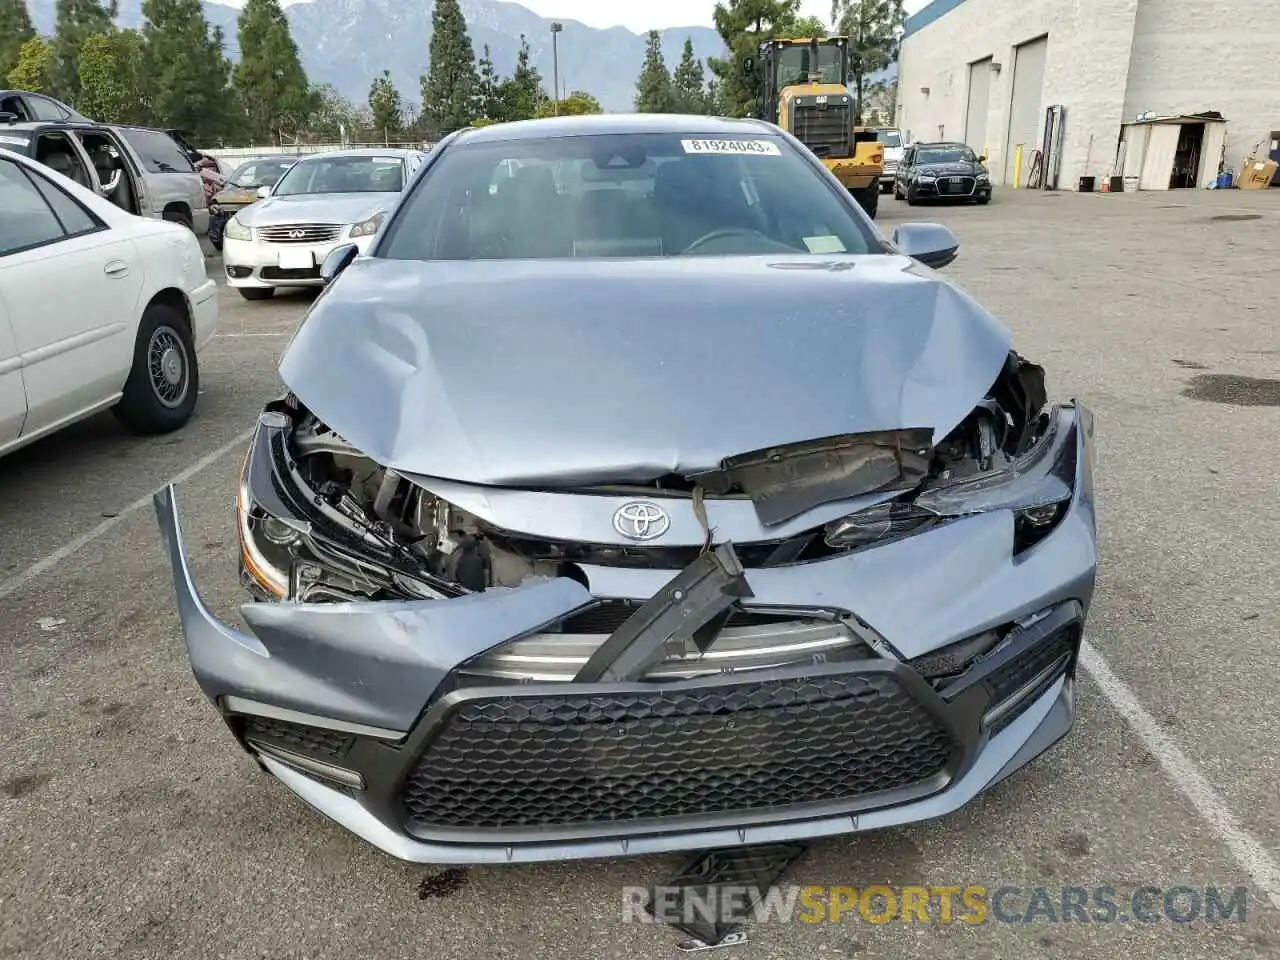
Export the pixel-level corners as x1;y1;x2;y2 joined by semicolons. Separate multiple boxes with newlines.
516;0;931;33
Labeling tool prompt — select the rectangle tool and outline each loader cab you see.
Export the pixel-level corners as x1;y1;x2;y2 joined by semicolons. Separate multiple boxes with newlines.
757;37;849;129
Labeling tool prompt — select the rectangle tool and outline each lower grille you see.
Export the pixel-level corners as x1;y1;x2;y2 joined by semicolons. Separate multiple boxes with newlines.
241;715;354;760
257;223;342;243
938;176;976;196
261;265;322;281
985;624;1080;735
398;671;955;832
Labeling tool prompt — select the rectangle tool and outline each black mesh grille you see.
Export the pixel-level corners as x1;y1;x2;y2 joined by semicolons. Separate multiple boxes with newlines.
260;265;322;281
793;102;852;157
398;672;954;831
559;601;808;635
938;176;976;196
985;624;1079;735
242;715;355;760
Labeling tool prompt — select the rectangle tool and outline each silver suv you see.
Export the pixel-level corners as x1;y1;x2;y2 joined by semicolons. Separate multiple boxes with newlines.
0;121;209;233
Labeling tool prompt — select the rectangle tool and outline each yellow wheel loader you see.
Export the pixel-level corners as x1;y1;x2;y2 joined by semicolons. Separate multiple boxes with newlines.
754;37;885;219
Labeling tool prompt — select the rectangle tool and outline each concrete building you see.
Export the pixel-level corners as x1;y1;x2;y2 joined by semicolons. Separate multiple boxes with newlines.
896;0;1279;190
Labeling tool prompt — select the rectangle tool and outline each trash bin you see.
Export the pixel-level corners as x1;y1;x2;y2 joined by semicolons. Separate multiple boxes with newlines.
1078;176;1096;192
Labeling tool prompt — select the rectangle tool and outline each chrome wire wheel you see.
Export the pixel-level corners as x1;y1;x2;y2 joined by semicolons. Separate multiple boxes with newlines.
147;325;190;409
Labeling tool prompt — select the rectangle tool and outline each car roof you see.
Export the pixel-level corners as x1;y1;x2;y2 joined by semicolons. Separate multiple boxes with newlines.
291;147;421;160
453;113;776;145
914;141;970;149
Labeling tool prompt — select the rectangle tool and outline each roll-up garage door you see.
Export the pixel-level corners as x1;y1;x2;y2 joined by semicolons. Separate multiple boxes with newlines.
1003;36;1048;185
965;58;992;156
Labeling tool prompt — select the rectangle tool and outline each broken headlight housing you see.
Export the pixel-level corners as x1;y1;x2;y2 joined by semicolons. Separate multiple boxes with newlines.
824;406;1079;554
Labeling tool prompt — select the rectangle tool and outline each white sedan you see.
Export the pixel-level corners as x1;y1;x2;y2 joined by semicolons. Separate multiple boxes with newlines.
222;148;427;300
0;147;217;458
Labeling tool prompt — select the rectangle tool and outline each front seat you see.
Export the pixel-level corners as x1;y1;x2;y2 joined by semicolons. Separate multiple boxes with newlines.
42;149;90;190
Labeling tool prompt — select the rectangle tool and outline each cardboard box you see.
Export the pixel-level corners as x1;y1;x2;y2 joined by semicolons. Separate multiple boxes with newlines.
1238;157;1278;189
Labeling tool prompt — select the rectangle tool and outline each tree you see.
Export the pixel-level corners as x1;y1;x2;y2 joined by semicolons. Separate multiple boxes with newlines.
832;0;905;123
53;0;117;100
304;83;359;142
786;14;830;35
671;36;708;114
498;34;543;122
634;30;675;113
708;0;801;118
368;69;403;142
863;77;897;126
143;0;232;141
76;30;149;124
420;0;478;136
534;90;601;118
475;43;503;122
7;35;54;91
234;0;312;144
0;0;35;83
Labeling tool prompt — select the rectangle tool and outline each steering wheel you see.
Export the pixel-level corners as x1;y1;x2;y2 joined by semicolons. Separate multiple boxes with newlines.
681;227;776;255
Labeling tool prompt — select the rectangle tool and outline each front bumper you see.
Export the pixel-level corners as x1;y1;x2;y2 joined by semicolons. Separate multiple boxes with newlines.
223;233;371;288
154;405;1097;864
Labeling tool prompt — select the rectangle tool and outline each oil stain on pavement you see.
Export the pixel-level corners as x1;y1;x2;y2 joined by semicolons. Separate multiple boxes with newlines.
418;868;469;899
1182;374;1280;406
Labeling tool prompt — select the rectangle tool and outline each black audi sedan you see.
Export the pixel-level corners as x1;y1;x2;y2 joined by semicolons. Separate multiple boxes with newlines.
894;141;993;205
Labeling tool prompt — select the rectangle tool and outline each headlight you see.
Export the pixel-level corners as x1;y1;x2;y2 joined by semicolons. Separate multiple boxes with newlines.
349;212;386;238
824;406;1082;554
236;474;299;599
224;216;252;241
976;173;990;182
917;175;937;183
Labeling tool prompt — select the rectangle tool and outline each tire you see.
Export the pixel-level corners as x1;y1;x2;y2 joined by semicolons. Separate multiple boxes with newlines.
163;208;194;232
977;195;991;205
854;182;879;220
237;287;274;301
208;216;224;250
113;301;199;435
906;188;919;206
893;181;904;200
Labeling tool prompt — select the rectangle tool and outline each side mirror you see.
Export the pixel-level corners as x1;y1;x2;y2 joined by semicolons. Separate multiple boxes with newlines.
320;243;359;284
256;184;271;199
892;223;959;269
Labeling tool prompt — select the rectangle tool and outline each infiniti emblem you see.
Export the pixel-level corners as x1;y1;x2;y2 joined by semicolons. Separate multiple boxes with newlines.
288;229;305;239
613;501;670;541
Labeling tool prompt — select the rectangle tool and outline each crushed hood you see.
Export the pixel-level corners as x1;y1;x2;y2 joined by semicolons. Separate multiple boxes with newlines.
278;255;1013;486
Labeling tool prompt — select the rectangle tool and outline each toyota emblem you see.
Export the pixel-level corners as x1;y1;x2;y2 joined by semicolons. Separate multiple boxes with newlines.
612;501;670;541
288;229;305;239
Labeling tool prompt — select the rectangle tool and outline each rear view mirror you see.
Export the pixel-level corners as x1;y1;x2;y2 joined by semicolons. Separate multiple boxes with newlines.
893;223;959;269
320;243;359;284
257;184;271;198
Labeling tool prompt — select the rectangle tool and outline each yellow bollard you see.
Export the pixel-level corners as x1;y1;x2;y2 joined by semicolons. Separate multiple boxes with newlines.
1012;144;1023;188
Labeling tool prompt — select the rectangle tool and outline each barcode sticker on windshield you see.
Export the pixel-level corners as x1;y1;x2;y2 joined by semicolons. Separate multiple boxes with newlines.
681;139;782;157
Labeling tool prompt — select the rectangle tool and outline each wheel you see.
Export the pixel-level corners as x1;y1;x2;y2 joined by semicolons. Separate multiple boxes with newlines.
237;287;274;300
893;181;904;200
163;208;194;232
113;302;199;435
906;188;919;206
853;182;879;220
977;195;991;205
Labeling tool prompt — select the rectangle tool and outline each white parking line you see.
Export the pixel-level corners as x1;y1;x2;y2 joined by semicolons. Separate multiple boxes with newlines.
1080;641;1280;910
0;427;254;605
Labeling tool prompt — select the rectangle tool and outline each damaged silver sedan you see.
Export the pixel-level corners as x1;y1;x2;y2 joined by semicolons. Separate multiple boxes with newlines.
155;114;1097;864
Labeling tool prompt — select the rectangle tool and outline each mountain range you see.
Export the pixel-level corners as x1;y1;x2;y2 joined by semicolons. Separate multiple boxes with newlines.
25;0;727;113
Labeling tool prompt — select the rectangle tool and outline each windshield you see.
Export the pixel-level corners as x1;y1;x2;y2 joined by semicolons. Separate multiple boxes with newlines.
379;132;876;262
230;159;296;188
875;130;903;148
917;145;978;164
272;155;405;196
774;43;844;91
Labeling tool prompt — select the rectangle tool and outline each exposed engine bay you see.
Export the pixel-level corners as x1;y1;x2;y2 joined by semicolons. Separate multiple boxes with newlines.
239;351;1052;606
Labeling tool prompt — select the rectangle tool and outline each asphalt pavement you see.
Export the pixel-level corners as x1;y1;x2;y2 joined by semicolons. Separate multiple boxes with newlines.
1;188;1279;959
